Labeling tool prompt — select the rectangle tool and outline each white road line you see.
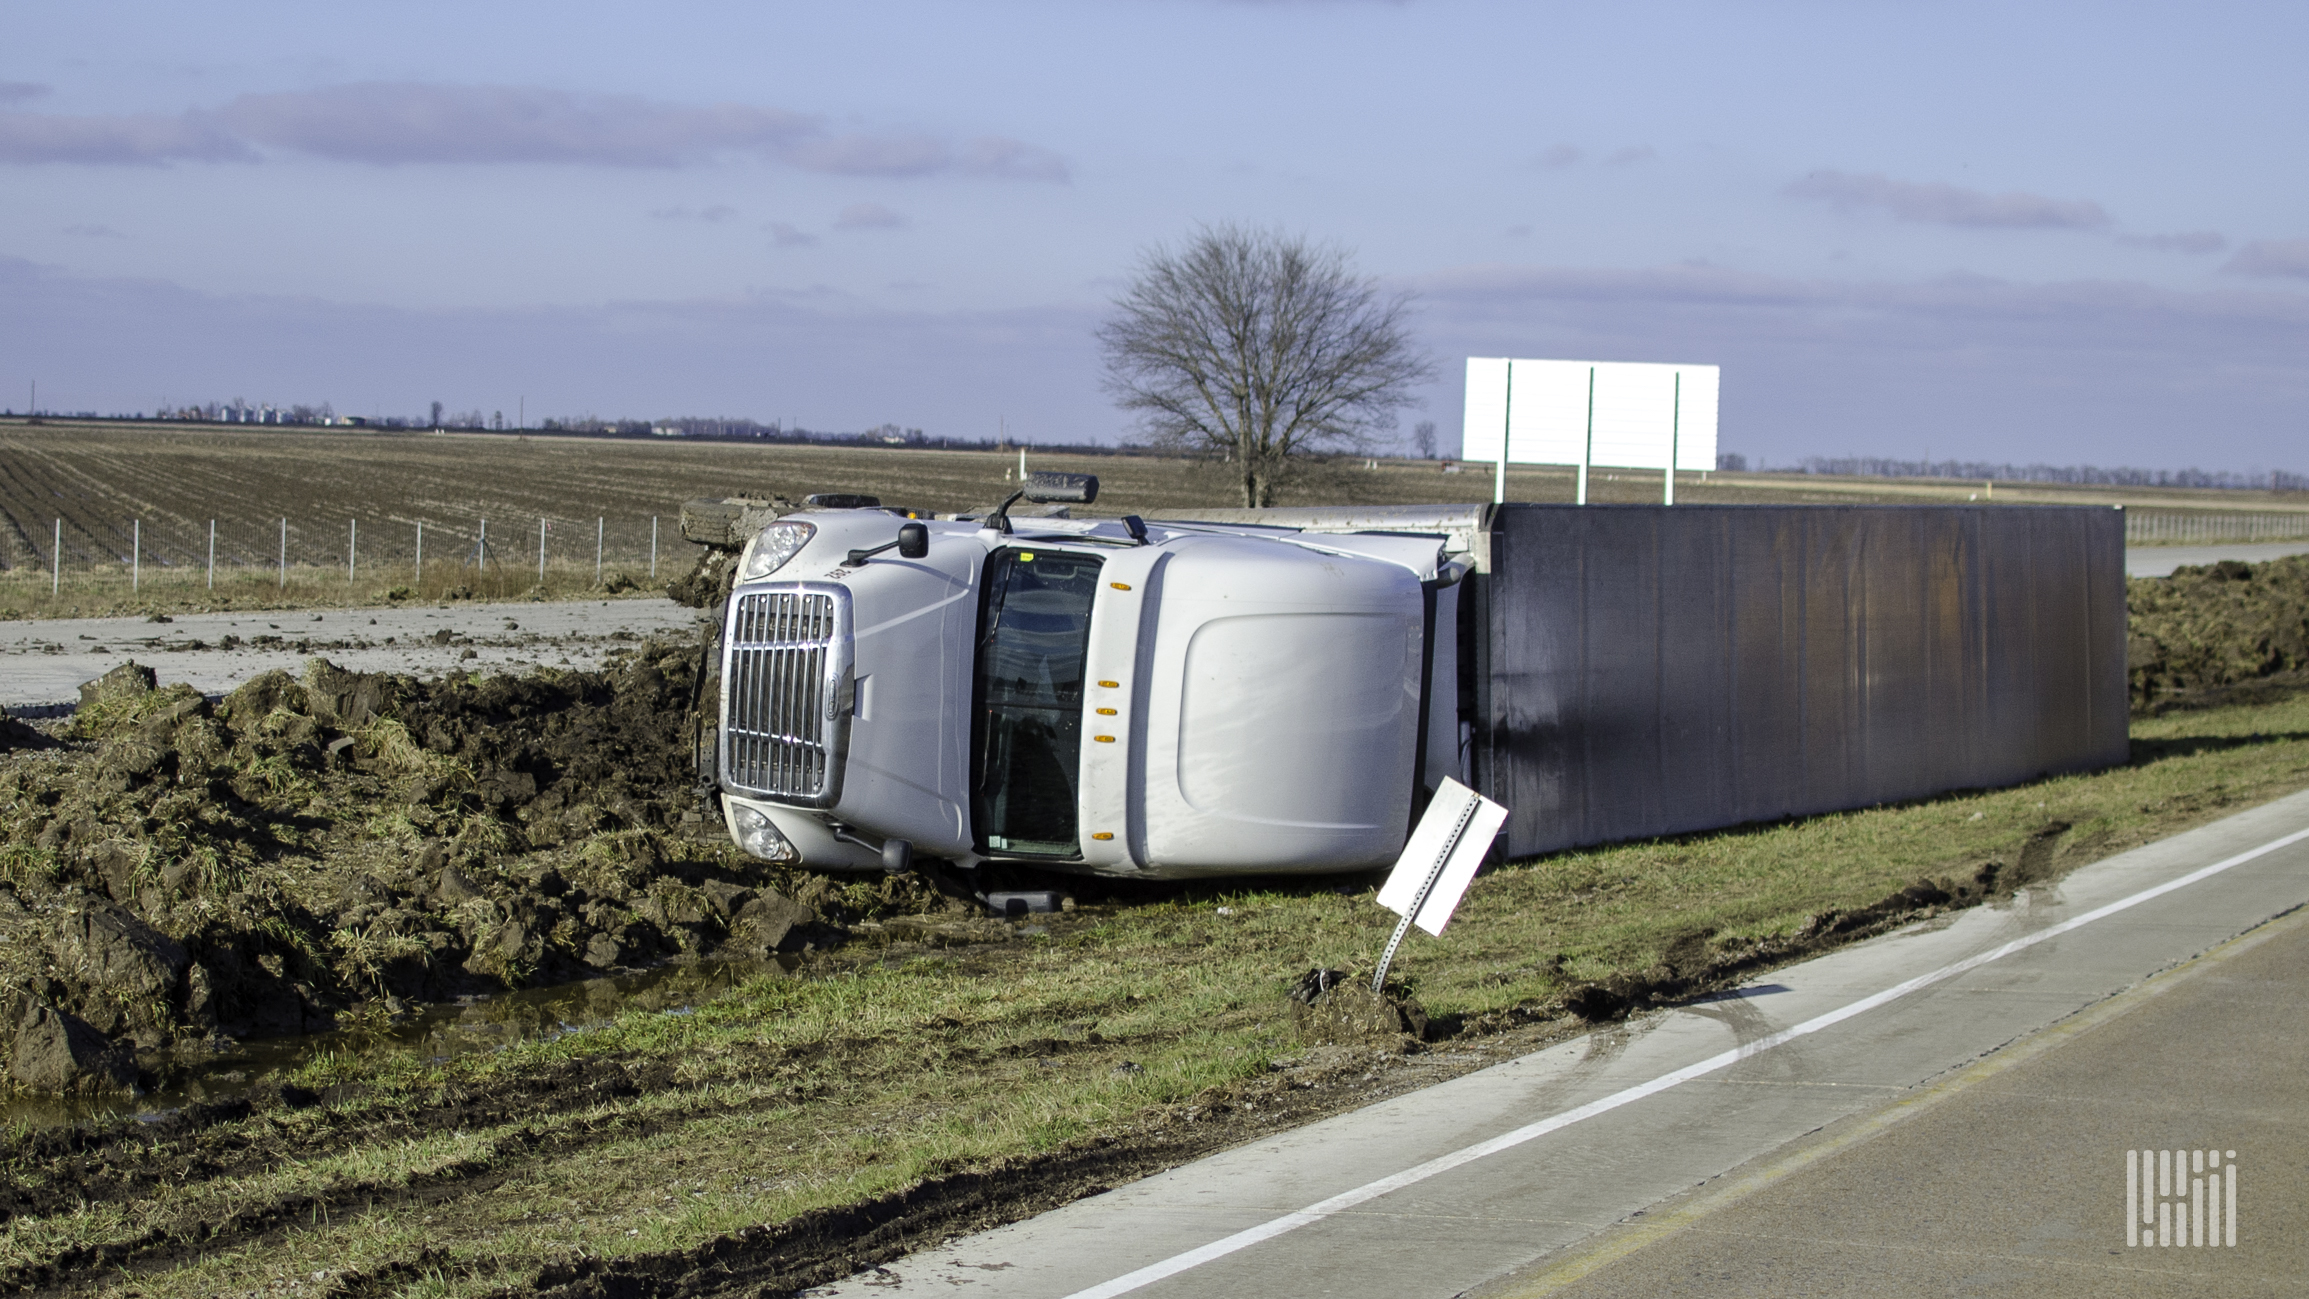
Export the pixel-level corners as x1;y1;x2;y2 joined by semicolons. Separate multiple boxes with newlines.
1061;823;2309;1299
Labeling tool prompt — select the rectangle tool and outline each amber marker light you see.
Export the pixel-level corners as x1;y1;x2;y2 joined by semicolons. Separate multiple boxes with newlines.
1093;735;1116;743
1091;832;1115;841
1096;707;1118;715
1110;581;1132;590
1098;680;1120;688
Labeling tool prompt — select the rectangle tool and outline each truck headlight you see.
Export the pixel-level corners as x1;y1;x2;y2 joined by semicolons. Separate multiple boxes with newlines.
729;803;800;863
741;521;816;580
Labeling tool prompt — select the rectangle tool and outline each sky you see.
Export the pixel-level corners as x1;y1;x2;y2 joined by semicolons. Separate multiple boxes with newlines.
3;0;2306;471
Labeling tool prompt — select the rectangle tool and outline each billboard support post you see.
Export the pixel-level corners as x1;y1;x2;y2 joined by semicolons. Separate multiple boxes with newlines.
1576;366;1595;506
1665;372;1680;505
1492;361;1513;506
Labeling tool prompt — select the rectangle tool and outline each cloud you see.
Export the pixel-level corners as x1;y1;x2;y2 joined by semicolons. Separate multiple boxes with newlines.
1534;144;1581;169
958;136;1070;182
213;83;815;166
783;132;949;177
2223;239;2309;279
834;202;908;231
0;82;1070;181
0;82;49;105
780;131;1069;181
0;254;1110;445
1602;145;1655;166
62;222;125;238
0;108;252;164
6;252;2307;471
1786;169;2110;229
2119;230;2227;254
1411;258;2309;467
649;204;738;222
766;221;818;247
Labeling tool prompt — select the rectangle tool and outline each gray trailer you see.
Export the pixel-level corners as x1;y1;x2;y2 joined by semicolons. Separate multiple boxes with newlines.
1465;503;2128;859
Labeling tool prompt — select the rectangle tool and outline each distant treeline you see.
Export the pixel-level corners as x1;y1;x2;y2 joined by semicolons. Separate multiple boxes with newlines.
1769;455;2307;493
2;407;1161;458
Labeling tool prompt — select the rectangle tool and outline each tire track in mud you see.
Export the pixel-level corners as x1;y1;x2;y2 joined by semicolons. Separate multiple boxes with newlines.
1;1056;795;1293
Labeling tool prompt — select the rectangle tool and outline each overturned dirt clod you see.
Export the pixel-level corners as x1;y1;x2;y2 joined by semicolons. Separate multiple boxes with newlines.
0;645;954;1096
2129;554;2309;709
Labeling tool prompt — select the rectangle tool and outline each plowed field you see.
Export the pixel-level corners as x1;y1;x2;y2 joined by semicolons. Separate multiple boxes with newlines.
12;417;2282;607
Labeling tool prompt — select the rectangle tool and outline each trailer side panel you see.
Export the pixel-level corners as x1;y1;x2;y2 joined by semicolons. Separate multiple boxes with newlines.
1473;504;2128;858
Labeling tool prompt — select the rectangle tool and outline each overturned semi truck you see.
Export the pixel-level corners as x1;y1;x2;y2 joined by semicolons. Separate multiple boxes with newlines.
689;476;2128;879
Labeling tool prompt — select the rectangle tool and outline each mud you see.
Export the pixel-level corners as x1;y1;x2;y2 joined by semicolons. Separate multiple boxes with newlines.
0;646;961;1102
2129;553;2309;709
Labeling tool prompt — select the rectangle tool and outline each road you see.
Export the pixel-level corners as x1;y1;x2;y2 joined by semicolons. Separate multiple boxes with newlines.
2125;541;2309;577
0;597;704;712
811;789;2309;1298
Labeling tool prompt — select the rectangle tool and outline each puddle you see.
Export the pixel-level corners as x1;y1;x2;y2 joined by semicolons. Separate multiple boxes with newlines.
4;955;796;1129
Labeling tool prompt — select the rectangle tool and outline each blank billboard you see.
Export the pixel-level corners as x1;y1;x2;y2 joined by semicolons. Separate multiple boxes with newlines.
1463;358;1719;472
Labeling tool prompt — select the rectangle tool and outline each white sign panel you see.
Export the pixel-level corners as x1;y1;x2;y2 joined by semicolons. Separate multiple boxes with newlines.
1463;357;1719;473
1376;777;1509;937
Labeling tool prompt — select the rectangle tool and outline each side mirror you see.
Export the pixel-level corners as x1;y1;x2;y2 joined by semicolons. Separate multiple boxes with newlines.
896;521;929;559
1023;472;1098;505
881;837;914;875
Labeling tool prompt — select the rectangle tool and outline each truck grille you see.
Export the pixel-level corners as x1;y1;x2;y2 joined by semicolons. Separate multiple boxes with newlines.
721;587;851;807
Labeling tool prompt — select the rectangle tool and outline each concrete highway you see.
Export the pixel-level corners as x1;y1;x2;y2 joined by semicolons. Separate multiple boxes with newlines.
810;789;2309;1298
2125;541;2309;576
0;597;703;712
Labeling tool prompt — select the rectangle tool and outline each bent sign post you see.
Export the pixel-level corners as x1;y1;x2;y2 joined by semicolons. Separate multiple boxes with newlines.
1371;777;1510;991
1462;357;1721;505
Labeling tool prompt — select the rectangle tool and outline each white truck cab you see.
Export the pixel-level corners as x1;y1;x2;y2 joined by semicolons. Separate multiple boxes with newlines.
716;477;1476;879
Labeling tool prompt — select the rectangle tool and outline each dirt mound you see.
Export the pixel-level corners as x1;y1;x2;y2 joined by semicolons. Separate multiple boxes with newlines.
1285;968;1430;1045
2128;554;2309;710
0;648;946;1094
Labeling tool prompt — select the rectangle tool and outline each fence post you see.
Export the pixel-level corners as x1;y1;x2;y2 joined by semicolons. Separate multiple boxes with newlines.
207;520;215;590
132;519;140;592
538;517;547;585
650;516;658;577
349;518;357;582
279;518;286;589
416;520;423;585
52;518;60;596
596;516;603;586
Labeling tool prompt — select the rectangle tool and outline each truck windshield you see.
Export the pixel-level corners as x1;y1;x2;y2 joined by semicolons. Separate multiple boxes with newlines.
971;548;1103;857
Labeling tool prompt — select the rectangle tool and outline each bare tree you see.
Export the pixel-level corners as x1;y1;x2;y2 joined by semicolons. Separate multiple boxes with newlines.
1097;225;1432;506
1412;420;1438;461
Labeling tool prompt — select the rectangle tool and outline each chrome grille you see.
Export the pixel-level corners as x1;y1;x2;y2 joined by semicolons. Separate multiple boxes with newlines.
720;587;850;806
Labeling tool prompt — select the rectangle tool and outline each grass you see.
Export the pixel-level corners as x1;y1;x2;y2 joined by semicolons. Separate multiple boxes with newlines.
10;683;2309;1295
